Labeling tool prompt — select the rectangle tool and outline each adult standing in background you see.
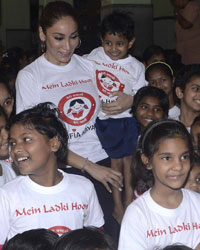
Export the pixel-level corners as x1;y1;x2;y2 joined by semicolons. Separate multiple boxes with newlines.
171;0;200;64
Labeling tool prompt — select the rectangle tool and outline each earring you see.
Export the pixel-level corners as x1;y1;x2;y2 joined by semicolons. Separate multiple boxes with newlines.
76;39;81;49
41;41;46;53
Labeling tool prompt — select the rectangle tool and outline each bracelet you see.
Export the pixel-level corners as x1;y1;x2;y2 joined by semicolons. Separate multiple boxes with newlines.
81;157;89;173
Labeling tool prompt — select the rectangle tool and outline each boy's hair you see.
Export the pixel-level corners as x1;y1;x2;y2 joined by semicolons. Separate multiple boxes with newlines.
131;86;169;118
100;11;135;41
143;45;165;65
2;228;58;250
162;244;192;250
54;227;117;250
132;119;194;193
8;102;68;162
145;61;174;81
175;64;200;92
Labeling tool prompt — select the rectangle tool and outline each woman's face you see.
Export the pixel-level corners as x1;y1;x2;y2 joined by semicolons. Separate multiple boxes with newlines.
39;16;79;66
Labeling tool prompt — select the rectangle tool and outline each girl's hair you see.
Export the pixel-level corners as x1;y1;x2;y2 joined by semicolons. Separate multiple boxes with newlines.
39;1;78;34
162;244;192;250
132;119;194;192
0;105;8;122
175;64;200;92
54;227;117;250
143;45;165;65
145;61;174;81
191;115;200;128
131;86;169;118
100;11;135;41
8;102;68;162
2;229;58;250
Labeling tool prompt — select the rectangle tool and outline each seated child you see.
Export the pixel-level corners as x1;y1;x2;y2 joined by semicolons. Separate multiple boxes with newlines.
0;102;104;247
175;64;200;130
145;61;180;119
142;44;166;67
54;227;117;250
184;152;200;193
0;106;17;187
85;11;146;223
2;228;58;250
119;119;200;250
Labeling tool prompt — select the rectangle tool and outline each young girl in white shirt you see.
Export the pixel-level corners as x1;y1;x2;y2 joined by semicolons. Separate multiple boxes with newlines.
118;119;200;250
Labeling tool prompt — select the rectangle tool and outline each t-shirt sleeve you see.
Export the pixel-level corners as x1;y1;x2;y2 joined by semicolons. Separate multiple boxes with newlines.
132;62;147;94
15;69;41;114
0;189;11;245
118;203;147;250
83;182;104;228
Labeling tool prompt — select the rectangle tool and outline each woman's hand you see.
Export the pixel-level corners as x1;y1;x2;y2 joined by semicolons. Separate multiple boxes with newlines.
66;150;123;192
102;91;134;115
85;161;123;193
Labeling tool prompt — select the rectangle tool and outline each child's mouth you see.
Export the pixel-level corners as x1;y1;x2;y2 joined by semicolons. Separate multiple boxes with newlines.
17;156;30;162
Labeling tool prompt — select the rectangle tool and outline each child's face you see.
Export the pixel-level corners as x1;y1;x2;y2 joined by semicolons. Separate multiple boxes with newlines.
0;115;9;160
146;53;165;67
191;121;200;150
136;96;164;130
176;75;200;113
0;83;14;118
102;32;135;61
147;68;174;96
9;123;58;178
143;137;190;192
184;163;200;193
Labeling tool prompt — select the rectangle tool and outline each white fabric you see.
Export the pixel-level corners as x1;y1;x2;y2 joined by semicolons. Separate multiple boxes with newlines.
85;47;147;119
0;170;104;243
168;105;180;120
15;54;107;163
0;161;17;187
118;189;200;250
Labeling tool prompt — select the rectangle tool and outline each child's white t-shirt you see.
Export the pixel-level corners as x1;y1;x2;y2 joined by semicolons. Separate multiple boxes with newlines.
0;161;17;187
15;54;107;163
169;105;180;120
118;189;200;250
85;47;147;119
0;170;104;244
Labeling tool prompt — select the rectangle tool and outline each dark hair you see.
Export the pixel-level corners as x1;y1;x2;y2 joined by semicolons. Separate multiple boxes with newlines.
54;227;117;250
132;86;169;118
0;105;8;122
39;1;78;34
143;45;165;65
132;119;194;192
162;244;192;250
175;64;200;92
2;228;58;250
191;115;200;128
145;62;174;81
100;11;135;41
8;102;68;162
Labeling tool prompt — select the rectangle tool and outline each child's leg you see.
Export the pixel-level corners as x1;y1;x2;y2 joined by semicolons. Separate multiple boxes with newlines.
123;155;134;209
111;158;124;224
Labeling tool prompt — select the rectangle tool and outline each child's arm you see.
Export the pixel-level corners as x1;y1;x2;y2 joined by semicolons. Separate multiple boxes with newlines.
195;243;200;250
101;91;134;115
67;150;123;193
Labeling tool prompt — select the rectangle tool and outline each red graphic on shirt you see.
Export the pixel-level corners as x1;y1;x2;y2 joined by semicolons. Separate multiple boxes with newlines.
49;226;71;235
58;92;96;126
96;70;125;96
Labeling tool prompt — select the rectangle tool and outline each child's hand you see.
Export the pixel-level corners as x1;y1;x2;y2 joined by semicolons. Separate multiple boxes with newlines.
102;91;134;115
85;162;123;193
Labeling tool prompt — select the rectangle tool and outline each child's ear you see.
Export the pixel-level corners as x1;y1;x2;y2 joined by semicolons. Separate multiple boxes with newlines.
141;154;152;170
50;136;61;152
39;26;46;42
175;86;184;99
128;37;136;49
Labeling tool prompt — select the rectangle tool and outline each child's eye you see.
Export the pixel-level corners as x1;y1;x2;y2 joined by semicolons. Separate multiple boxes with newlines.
117;42;124;46
54;36;63;41
104;41;112;46
4;98;13;106
154;107;162;112
149;81;156;86
162;156;170;161
181;154;190;161
141;104;147;110
196;177;200;183
24;137;31;142
9;141;16;147
192;87;199;92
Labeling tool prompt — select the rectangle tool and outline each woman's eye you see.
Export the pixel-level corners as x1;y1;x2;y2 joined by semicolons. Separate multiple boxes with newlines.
54;37;63;41
71;34;79;39
4;98;12;106
192;87;199;92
